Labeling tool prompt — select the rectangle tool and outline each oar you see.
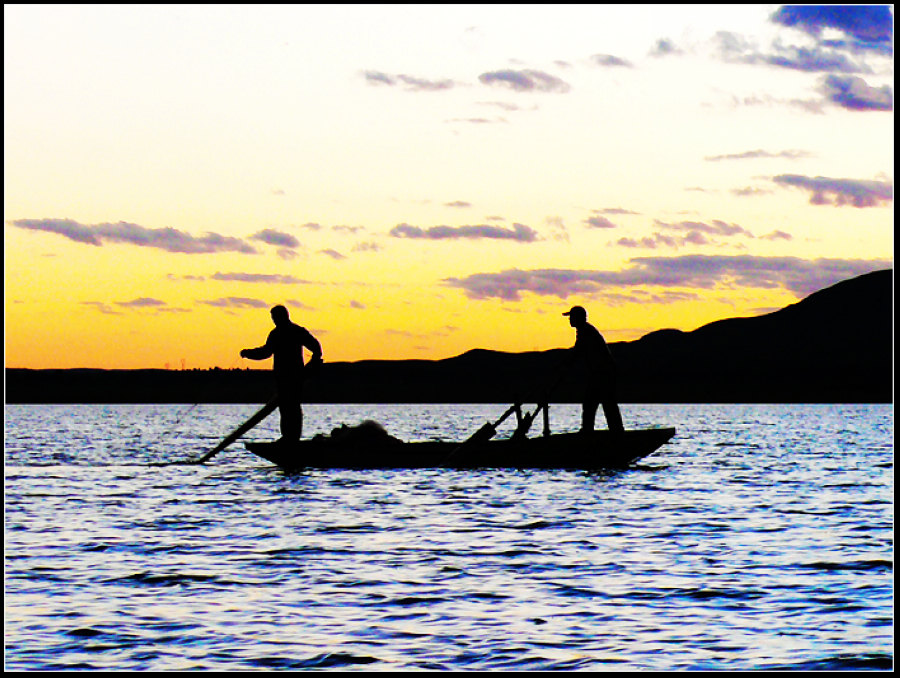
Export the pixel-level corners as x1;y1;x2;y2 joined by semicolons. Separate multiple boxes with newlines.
190;395;279;464
439;403;520;467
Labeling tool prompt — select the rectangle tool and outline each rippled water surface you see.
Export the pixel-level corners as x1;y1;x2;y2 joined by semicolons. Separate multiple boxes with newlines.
5;404;893;670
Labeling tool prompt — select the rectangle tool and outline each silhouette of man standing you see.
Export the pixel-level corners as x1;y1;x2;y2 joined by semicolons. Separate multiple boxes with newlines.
563;305;624;434
241;305;323;441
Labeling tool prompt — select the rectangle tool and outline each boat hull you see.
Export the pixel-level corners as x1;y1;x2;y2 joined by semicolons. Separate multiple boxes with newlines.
244;427;676;471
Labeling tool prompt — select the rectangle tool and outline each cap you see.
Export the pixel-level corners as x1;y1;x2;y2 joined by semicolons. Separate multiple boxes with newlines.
563;305;586;317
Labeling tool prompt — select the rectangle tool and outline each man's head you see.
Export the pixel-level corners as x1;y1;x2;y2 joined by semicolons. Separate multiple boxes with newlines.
270;305;290;327
563;305;587;327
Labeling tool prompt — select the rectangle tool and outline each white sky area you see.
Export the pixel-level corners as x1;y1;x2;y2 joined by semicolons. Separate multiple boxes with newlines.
4;4;894;367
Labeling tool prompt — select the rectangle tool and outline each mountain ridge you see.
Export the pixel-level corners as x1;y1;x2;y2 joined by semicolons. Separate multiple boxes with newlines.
5;269;892;403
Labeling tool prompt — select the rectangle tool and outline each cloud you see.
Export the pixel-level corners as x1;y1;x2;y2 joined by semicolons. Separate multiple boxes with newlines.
478;69;570;93
761;230;793;241
390;222;539;242
731;186;774;197
249;228;300;248
443;256;891;301
704;149;813;162
649;38;684;57
80;301;123;315
319;249;347;260
11;218;258;254
167;274;206;281
773;175;893;207
591;54;633;68
200;297;269;309
770;5;893;52
285;299;316;311
363;70;458;91
654;219;754;237
616;233;683;250
818;74;893;111
211;272;314;284
713;31;870;73
585;216;617;229
115;297;167;308
352;241;381;253
446;116;507;125
444;201;472;208
615;219;755;250
598;207;641;215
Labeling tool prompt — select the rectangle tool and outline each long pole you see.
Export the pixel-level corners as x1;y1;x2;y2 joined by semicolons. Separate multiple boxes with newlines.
190;395;279;464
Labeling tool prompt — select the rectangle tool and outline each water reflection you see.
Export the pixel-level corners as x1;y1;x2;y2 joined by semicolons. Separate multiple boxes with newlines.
4;404;893;670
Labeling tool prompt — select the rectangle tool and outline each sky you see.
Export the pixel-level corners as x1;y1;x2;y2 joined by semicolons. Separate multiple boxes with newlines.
4;4;894;370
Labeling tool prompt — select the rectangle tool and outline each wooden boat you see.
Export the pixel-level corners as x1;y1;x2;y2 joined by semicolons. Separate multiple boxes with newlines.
244;426;676;471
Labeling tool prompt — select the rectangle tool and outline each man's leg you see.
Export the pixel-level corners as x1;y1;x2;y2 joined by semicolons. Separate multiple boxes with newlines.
582;399;599;433
277;383;303;441
602;400;625;433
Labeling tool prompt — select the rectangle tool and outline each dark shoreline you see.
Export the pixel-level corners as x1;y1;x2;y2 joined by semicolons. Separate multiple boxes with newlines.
5;270;892;404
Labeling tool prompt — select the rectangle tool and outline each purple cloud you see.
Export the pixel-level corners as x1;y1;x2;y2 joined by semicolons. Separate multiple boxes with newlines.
390;222;539;242
591;54;633;68
11;218;258;254
364;70;457;91
115;297;167;308
478;69;570;93
249;228;300;249
211;272;314;284
444;256;891;301
705;149;813;162
713;31;870;74
818;74;892;111
773;175;893;207
654;219;754;237
585;216;617;229
200;297;268;309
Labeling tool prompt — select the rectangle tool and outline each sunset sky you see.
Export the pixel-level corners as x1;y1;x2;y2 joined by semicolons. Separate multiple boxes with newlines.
5;4;893;370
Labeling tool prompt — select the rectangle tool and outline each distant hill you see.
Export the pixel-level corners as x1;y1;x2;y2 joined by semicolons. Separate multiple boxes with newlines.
5;269;892;404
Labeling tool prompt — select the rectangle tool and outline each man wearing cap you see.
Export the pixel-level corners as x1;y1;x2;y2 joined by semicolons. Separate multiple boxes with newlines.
241;305;323;441
563;305;624;434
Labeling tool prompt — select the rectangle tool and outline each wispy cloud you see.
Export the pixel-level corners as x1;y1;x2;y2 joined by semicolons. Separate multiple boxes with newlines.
616;219;754;250
478;69;570;93
363;70;459;91
115;297;167;308
773;175;893;207
444;256;891;301
249;228;300;249
597;207;641;216
585;216;618;229
655;219;754;238
200;297;269;309
713;31;870;73
818;74;893;111
390;222;539;242
649;38;684;57
81;301;123;315
319;249;347;260
704;149;813;162
11;218;258;254
760;230;793;241
590;54;633;68
211;272;315;284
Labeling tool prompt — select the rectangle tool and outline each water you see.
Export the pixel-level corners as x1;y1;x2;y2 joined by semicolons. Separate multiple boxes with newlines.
4;403;893;671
